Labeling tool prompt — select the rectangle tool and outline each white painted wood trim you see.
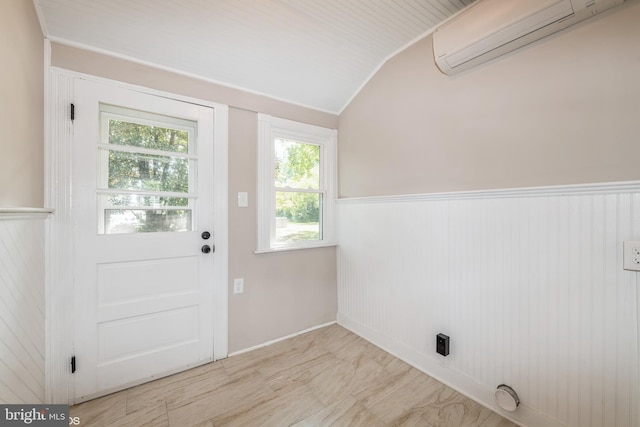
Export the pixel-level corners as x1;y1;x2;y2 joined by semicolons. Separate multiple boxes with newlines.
45;70;76;403
0;208;53;221
227;321;337;357
338;180;640;204
212;105;229;361
253;242;338;254
0;208;54;214
48;66;229;113
45;57;75;404
637;274;640;426
256;114;337;253
256;114;273;253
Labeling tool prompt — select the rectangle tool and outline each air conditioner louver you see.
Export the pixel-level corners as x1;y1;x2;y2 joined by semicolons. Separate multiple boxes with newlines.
433;0;623;75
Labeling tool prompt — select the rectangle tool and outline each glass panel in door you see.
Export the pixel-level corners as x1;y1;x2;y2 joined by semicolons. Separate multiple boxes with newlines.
97;105;198;234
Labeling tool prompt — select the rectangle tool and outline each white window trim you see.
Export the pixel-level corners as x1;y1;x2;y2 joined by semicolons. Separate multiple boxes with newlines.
256;114;337;253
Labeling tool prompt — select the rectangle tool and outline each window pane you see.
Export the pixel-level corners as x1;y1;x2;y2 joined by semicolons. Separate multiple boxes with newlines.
274;139;320;190
105;209;191;234
99;106;198;235
275;191;321;243
105;194;189;208
106;150;190;193
108;119;189;154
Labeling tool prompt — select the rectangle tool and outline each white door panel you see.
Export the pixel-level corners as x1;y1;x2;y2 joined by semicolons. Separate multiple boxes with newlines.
97;257;197;305
72;79;216;400
96;307;200;391
96;257;200;322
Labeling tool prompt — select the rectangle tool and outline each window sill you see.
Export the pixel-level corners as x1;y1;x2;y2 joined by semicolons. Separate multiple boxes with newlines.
254;241;338;254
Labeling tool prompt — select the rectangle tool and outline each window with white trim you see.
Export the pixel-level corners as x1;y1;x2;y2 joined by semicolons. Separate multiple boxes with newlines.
257;114;337;252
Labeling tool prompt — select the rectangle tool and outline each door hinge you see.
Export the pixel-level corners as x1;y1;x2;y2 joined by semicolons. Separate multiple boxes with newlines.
71;356;76;374
70;103;75;121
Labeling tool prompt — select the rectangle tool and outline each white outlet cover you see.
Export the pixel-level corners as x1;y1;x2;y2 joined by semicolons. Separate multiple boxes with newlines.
623;241;640;272
233;278;244;294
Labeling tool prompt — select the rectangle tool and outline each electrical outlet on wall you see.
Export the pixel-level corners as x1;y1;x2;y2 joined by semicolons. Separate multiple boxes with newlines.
623;241;640;272
436;333;450;356
233;278;244;294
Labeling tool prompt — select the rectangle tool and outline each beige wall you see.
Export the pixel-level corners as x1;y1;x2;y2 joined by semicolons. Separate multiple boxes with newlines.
338;0;640;198
229;109;337;352
0;0;44;207
51;44;338;353
51;44;337;129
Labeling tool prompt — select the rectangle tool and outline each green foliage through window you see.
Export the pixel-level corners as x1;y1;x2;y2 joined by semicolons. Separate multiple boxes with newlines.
103;118;193;233
275;139;320;190
273;138;322;242
108;120;190;199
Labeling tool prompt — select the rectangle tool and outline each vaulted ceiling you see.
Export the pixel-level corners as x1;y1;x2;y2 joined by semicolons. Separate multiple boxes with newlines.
34;0;475;113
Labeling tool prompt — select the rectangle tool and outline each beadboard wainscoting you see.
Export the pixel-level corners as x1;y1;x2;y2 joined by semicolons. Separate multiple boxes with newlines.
0;210;51;404
337;183;640;427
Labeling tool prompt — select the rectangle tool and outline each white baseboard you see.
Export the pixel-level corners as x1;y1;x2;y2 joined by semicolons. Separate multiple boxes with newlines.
227;321;337;358
337;313;562;427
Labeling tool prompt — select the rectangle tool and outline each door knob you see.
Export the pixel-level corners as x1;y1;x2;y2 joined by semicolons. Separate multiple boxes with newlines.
201;244;214;254
201;231;211;240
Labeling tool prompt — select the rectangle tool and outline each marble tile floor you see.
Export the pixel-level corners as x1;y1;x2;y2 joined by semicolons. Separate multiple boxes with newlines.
70;324;518;427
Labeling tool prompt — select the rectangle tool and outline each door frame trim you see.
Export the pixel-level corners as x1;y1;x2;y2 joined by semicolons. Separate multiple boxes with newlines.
45;47;229;404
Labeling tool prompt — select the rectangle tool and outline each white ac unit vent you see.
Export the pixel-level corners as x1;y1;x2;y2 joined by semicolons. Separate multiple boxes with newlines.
433;0;623;75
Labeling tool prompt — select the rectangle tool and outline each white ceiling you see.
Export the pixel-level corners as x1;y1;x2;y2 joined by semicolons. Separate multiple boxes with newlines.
34;0;475;113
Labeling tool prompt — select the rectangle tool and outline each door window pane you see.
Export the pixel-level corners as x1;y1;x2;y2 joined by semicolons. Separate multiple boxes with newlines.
275;191;321;243
106;194;189;208
105;209;192;234
99;105;197;234
108;119;189;153
106;150;190;193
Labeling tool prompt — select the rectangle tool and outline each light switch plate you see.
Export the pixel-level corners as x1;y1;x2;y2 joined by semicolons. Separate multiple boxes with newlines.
623;241;640;271
238;192;248;208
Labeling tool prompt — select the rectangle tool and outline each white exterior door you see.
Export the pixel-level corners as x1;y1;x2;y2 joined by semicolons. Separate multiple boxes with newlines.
72;79;217;401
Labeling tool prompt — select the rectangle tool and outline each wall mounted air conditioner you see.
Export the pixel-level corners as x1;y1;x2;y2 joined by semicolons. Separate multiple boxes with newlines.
433;0;624;75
